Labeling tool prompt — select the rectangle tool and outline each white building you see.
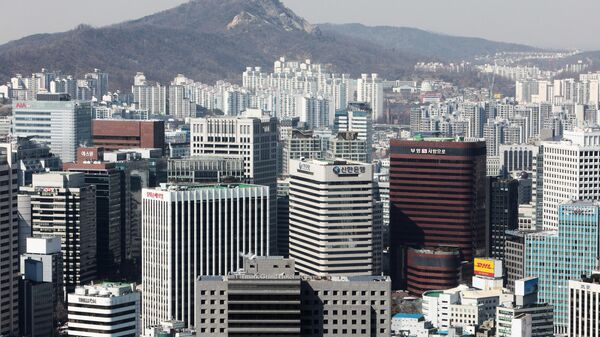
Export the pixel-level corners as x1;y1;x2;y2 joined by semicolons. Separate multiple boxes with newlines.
568;271;600;337
288;159;378;276
0;145;19;336
12;97;92;163
357;73;384;121
189;109;278;251
541;128;600;230
68;282;140;337
132;80;167;115
141;183;270;331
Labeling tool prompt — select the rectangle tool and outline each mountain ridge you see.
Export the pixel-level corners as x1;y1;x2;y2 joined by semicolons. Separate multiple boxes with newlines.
0;0;541;91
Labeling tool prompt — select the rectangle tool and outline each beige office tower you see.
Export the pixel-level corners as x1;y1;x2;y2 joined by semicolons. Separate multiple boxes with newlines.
0;145;19;336
289;159;379;276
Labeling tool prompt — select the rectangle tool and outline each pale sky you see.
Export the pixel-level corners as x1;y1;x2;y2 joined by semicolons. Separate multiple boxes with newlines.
0;0;598;50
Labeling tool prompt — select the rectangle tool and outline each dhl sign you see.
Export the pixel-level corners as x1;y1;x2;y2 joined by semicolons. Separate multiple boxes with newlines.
474;258;497;277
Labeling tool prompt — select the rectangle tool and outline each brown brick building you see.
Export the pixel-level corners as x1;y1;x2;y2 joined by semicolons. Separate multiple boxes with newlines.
92;120;164;152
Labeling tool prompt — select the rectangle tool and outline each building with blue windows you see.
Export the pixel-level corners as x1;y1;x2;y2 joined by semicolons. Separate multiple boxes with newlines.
524;201;600;335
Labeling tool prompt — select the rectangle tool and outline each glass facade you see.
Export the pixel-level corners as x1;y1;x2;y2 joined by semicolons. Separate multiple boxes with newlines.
525;202;599;334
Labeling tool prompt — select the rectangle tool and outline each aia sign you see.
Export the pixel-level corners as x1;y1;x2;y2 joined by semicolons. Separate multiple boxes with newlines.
15;103;28;109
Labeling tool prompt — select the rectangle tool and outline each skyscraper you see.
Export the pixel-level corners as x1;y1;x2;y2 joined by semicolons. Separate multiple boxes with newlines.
190;109;278;253
19;172;97;294
288;159;378;276
541;128;600;230
141;183;270;330
333;102;373;161
12;94;92;163
0;145;19;336
486;177;519;259
524;201;600;334
389;137;487;292
64;147;131;277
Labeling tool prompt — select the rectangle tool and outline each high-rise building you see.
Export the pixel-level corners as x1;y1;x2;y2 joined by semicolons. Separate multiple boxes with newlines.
569;271;600;337
389;137;487;292
328;131;369;163
132;80;167;115
64;147;131;277
541;129;600;230
92;119;165;152
141;183;270;330
333;102;373;161
196;255;391;337
20;237;63;306
288;159;378;276
67;282;140;337
486;177;519;259
19;172;97;294
12;94;92;163
281;129;325;177
168;85;196;119
6;137;61;186
190;109;278;253
0;145;19;336
356;73;384;121
523;201;600;334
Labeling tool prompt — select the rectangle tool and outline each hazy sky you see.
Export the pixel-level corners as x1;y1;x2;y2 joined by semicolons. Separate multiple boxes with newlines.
0;0;598;50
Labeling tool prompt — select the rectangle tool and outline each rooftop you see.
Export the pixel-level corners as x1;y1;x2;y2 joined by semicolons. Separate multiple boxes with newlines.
157;183;260;191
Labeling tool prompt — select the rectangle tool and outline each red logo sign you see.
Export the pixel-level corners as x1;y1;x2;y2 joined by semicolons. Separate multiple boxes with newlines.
146;191;164;200
15;103;28;109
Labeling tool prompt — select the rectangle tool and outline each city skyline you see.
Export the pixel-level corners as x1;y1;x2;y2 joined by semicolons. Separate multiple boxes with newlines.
0;0;599;50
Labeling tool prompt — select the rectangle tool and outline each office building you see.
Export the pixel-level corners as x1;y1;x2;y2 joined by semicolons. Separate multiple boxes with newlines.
328;131;369;163
7;137;61;186
277;178;291;257
389;137;486;292
499;144;538;175
19;172;97;294
0;145;19;336
523;202;600;334
281;129;325;176
405;247;462;295
333;102;373;161
486;177;519;259
20;237;63;306
92;120;165;153
167;156;245;184
190;109;278;253
542;128;600;230
569;271;600;337
196;255;391;337
68;282;140;337
64;147;131;277
356;73;384;121
288;159;377;276
496;278;554;337
19;271;53;337
12;94;92;163
141;183;269;330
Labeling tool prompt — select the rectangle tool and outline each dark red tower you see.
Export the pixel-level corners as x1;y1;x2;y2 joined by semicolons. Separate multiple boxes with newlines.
389;138;486;294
